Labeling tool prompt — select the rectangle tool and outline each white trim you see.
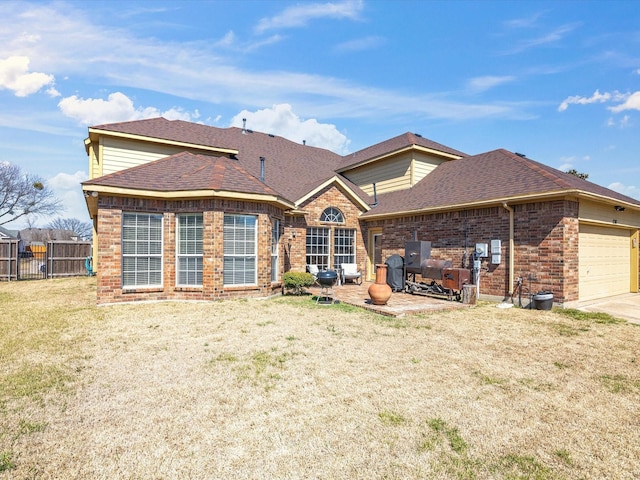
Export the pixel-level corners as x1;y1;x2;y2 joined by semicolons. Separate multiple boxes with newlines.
295;176;370;211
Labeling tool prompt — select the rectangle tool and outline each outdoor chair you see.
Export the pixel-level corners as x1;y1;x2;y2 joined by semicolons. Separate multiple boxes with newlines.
341;263;362;285
307;264;320;285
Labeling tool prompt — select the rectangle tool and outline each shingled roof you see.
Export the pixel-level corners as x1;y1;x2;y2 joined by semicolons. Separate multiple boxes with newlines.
337;132;467;171
83;152;291;206
90;118;351;203
363;149;640;217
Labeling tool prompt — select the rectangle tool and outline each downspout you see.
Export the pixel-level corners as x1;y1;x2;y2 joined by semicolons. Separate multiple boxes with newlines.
502;203;514;297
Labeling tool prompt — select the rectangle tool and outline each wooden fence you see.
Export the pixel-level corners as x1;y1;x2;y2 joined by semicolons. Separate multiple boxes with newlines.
0;240;19;281
0;240;92;281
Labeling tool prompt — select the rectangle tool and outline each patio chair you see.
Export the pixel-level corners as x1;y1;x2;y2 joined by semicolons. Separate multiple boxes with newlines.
307;264;320;285
341;263;362;285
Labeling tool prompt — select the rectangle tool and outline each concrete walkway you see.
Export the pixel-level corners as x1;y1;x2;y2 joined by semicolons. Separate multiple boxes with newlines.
577;293;640;325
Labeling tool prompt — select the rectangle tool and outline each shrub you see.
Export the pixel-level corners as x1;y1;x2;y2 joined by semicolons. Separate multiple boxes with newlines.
283;272;315;295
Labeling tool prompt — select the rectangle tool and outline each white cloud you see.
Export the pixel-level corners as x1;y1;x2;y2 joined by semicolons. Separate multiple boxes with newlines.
0;56;55;96
255;0;363;34
467;75;516;93
58;92;200;125
503;11;546;29
48;171;91;222
503;23;581;55
231;104;350;154
333;36;385;53
609;91;640;113
608;182;640;200
558;89;612;112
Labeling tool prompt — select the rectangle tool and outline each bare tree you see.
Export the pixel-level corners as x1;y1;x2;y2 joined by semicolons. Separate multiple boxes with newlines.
0;162;62;226
47;217;93;241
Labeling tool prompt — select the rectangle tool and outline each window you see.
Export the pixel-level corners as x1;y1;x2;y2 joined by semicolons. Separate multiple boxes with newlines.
177;214;203;286
271;219;280;282
223;214;257;286
320;207;344;223
122;213;163;288
306;227;330;269
334;228;356;265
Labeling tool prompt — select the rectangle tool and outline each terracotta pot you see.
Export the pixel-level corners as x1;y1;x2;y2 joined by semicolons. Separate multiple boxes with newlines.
368;264;392;305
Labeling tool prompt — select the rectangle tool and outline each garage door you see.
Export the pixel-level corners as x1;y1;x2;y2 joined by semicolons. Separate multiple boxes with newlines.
579;224;631;301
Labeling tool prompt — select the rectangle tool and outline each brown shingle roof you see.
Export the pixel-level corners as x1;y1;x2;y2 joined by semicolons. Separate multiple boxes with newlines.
338;132;467;171
363;149;640;217
90;118;346;202
83;152;284;198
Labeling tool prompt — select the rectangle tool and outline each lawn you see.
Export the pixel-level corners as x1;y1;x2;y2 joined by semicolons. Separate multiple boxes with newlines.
1;277;639;479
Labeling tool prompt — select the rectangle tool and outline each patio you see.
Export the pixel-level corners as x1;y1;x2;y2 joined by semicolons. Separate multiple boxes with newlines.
307;280;471;317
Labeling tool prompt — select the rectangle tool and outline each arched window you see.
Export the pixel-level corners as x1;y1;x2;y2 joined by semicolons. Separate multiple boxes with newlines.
320;207;344;223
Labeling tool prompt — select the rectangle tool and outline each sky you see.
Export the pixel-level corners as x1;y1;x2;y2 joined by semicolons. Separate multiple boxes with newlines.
1;0;639;229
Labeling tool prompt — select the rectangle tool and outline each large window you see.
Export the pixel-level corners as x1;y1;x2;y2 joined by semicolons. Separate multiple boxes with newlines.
122;213;163;288
177;214;203;286
306;227;330;269
334;228;356;265
223;214;257;286
271;219;280;282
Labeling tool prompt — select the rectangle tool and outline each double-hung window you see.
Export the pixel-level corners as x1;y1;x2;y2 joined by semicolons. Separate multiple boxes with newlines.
177;214;203;286
271;219;280;282
122;213;163;288
223;214;257;286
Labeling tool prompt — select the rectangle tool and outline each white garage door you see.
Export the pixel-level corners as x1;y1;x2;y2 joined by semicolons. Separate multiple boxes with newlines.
579;224;630;301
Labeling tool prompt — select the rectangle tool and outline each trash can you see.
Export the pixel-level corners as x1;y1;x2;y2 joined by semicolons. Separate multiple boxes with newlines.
533;291;553;310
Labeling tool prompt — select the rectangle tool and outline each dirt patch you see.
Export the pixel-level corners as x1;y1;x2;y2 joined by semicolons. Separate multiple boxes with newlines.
1;278;639;479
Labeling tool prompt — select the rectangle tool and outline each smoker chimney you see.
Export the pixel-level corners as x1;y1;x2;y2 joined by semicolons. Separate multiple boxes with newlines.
242;118;247;134
260;156;265;183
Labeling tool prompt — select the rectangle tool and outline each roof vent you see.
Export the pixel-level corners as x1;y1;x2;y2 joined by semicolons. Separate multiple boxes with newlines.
260;156;265;183
268;133;275;137
303;140;306;146
414;133;422;137
515;152;526;158
242;118;248;134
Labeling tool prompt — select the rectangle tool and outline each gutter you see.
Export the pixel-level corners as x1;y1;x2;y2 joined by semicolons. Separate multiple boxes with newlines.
502;203;515;297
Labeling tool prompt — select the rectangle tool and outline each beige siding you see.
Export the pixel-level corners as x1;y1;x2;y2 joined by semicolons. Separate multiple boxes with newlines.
101;137;196;175
579;199;640;228
413;153;447;185
343;154;412;195
579;224;631;301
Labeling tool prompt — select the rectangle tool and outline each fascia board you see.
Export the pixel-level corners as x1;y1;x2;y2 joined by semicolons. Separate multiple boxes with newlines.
337;145;462;173
294;176;370;211
81;185;295;210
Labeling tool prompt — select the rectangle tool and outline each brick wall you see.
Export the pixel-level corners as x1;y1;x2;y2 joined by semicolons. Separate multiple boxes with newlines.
363;199;580;302
95;196;285;304
285;184;368;274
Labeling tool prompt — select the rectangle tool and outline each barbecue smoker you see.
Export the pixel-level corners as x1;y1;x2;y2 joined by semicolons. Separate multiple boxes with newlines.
404;241;471;301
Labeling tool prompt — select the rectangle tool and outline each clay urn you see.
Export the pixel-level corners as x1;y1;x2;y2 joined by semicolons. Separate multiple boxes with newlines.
368;264;392;305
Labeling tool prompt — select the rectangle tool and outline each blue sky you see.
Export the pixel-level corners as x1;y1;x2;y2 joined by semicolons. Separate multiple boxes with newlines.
1;0;639;228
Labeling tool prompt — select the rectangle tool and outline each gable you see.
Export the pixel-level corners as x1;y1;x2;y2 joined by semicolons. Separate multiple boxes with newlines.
342;149;448;195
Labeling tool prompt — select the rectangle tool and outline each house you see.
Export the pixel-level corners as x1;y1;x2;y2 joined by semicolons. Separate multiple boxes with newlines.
82;117;640;306
0;226;18;240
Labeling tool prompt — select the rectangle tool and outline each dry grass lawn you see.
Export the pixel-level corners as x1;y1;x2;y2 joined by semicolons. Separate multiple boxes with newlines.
1;277;639;479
